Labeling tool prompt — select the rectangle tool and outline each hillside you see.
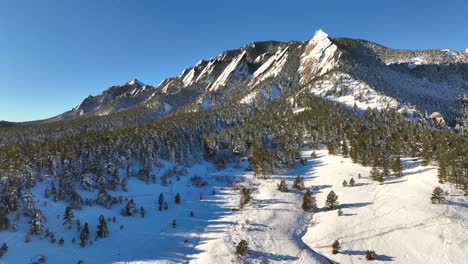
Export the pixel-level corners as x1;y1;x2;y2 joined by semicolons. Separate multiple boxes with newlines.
0;29;467;264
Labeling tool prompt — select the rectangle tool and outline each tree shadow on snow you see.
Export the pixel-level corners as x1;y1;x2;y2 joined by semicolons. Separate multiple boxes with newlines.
338;202;373;209
447;200;468;209
311;185;333;193
249;250;299;262
342;250;395;261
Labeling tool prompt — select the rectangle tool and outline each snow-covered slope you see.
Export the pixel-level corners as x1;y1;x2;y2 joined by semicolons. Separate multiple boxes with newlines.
1;146;466;264
302;149;468;263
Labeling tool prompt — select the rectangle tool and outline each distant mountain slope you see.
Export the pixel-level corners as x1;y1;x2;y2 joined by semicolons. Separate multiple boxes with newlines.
19;29;468;128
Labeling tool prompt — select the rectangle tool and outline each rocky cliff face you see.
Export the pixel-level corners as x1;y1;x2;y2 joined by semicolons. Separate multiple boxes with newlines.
41;29;467;127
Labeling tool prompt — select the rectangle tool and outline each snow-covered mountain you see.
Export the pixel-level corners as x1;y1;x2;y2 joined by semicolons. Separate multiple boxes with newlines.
37;29;467;127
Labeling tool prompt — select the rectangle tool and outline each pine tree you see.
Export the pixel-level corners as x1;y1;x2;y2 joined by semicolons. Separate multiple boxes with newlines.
370;167;381;182
342;140;349;158
59;237;64;246
392;156;403;177
349;178;355;186
175;193;181;205
338;209;343;216
121;199;136;216
171;219;176;228
431;187;445;204
236;240;249;256
30;209;46;235
96;215;109;238
332;240;340;254
293;176;305;190
121;178;128;192
342;180;348;187
325;191;339;210
63;206;74;226
302;190;317;212
277;180;288;192
366;250;377;260
158;193;165;211
0;243;7;257
140;207;145;218
80;222;89;247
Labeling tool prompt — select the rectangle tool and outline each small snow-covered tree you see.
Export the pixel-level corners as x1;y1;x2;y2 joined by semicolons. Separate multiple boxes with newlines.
63;206;74;226
332;240;340;254
158;193;165;211
342;180;348;187
175;193;181;205
277;180;288;192
80;222;89;247
366;250;377;260
121;199;136;216
30;209;46;235
236;240;249;256
293;176;305;190
349;178;356;186
0;243;7;257
96;215;109;238
431;187;445;204
302;190;317;212
325;191;339;210
22;189;35;216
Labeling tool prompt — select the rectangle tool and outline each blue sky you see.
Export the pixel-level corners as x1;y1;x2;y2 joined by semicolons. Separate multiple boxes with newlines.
1;0;467;122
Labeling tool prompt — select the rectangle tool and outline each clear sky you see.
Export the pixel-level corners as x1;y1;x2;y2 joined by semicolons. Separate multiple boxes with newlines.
1;0;467;122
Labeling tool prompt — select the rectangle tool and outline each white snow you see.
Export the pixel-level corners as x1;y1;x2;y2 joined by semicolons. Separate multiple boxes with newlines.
306;72;402;111
251;47;289;84
302;149;468;264
299;29;341;84
127;79;145;86
182;68;196;87
1;149;466;264
208;51;249;92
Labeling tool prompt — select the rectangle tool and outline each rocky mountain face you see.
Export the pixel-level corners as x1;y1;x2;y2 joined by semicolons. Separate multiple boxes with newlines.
36;30;468;127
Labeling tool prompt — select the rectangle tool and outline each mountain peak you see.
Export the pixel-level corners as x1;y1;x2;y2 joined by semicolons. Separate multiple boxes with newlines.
126;79;145;86
311;29;330;43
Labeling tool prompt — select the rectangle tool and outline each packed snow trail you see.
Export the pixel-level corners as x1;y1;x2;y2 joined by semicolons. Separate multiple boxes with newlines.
189;154;333;264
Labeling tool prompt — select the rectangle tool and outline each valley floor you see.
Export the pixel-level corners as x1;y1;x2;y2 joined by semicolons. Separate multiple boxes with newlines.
0;150;467;264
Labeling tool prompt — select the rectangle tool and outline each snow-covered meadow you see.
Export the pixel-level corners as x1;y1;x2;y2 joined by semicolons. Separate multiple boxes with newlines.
1;149;467;264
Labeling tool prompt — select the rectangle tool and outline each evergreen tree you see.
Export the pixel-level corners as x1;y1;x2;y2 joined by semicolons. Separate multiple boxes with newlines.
171;219;176;228
158;193;165;211
30;209;46;235
338;209;343;216
325;191;339;210
293;176;305;190
96;215;109;238
59;237;64;246
277;180;288;192
332;240;340;254
140;207;145;218
80;222;89;247
392;156;403;177
236;240;249;256
342;140;349;158
342;180;348;187
431;187;445;204
175;193;181;205
121;178;128;192
0;243;7;257
121;199;136;216
22;189;35;216
63;206;74;226
302;190;317;212
349;178;356;186
366;250;377;260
